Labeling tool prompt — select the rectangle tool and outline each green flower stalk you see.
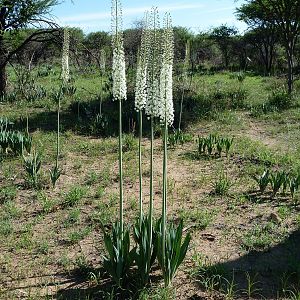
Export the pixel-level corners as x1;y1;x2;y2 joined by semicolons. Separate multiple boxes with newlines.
100;1;134;288
111;0;127;234
50;27;69;188
135;13;149;223
160;13;174;280
156;13;191;288
145;6;161;238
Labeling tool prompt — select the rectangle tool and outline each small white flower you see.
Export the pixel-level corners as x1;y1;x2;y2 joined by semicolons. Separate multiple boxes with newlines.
61;28;70;85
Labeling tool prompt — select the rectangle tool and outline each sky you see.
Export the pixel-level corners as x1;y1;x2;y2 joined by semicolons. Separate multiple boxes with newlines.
52;0;247;34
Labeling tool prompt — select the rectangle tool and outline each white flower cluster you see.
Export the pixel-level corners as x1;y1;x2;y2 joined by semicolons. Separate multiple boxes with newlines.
135;13;150;111
144;7;162;118
158;14;174;126
134;8;174;125
112;46;127;101
159;63;174;125
135;60;147;111
111;0;127;101
61;28;70;85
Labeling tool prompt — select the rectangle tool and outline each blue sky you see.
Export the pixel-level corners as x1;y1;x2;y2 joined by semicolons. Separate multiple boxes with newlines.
52;0;247;33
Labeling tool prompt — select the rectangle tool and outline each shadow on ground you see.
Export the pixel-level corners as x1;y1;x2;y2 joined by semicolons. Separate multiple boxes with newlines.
196;229;300;299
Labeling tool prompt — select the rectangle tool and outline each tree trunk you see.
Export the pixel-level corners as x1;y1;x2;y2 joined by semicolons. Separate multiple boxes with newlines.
0;36;7;95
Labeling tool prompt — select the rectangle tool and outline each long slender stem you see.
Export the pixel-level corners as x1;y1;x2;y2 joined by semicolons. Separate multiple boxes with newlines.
162;115;168;286
148;116;154;276
178;87;185;131
149;116;154;226
138;110;143;223
119;98;124;235
56;96;60;169
100;75;103;115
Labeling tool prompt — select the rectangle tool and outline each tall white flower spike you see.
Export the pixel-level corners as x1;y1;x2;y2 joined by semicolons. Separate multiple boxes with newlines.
111;0;127;101
159;13;174;126
135;13;150;112
61;27;70;85
145;7;161;118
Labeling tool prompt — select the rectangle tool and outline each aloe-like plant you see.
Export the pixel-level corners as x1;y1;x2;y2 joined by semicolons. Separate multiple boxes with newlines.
49;165;61;188
252;170;270;193
133;216;158;286
290;174;300;201
197;134;233;157
23;150;42;187
156;219;191;287
270;171;285;197
224;137;233;156
168;129;192;148
102;222;135;287
0;130;9;153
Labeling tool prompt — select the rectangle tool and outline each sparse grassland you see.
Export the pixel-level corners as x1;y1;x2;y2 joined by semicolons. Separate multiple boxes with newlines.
1;69;300;299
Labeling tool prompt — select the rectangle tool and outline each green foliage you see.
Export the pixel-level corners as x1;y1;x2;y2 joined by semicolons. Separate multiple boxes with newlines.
37;65;53;77
49;165;61;188
62;85;77;96
0;185;17;203
23;150;42;187
122;133;137;152
156;220;191;287
101;221;135;287
37;192;57;214
64;208;81;227
167;129;193;148
270;171;290;197
214;172;231;196
0;92;18;103
0;220;13;237
133;216;158;287
229;71;246;83
89;113;109;136
179;209;214;230
68;227;91;244
252;170;270;193
252;169;300;199
268;88;294;110
290;174;300;201
64;186;87;207
0;126;32;155
241;222;287;251
198;134;233;157
192;253;228;293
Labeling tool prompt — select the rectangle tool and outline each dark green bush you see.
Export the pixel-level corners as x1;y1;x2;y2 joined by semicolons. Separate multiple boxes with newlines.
268;88;294;110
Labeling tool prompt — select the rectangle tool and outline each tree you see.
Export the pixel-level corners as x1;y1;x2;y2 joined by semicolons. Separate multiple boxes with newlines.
237;0;300;93
0;0;60;94
173;26;193;63
243;28;277;75
210;25;238;68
